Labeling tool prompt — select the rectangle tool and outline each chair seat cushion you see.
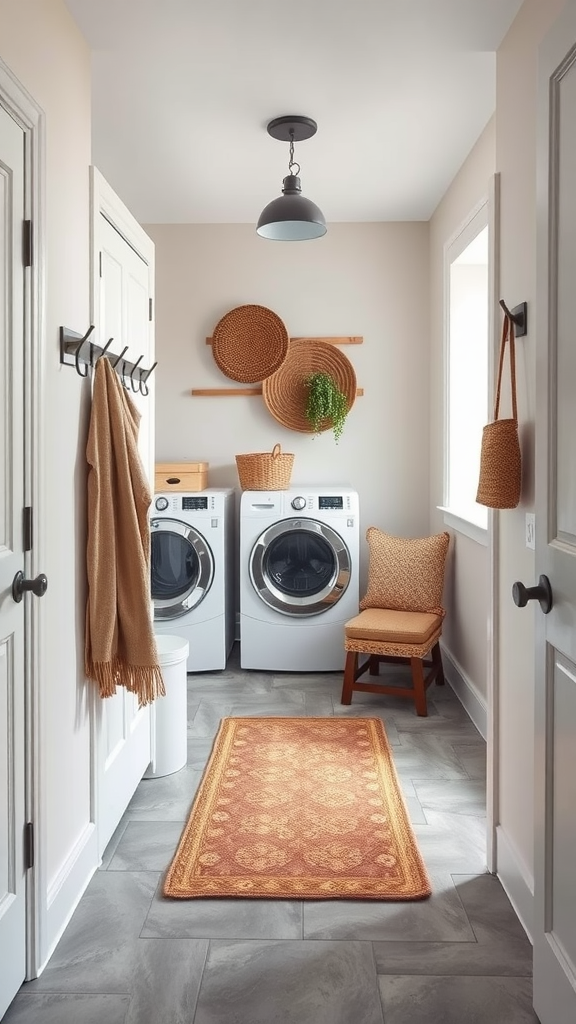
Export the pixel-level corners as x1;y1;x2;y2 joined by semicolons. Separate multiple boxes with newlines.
345;608;443;645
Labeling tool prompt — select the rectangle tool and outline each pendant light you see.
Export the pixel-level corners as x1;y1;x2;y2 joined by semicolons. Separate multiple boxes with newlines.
256;115;327;241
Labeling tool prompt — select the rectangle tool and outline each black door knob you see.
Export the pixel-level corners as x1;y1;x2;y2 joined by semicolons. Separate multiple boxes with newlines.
12;571;48;603
512;574;552;614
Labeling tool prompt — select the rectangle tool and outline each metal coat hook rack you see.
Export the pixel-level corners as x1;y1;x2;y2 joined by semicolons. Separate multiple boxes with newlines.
59;326;158;396
499;299;528;337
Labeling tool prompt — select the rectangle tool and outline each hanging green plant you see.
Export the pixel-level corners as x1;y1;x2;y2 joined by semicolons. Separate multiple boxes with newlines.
304;371;350;442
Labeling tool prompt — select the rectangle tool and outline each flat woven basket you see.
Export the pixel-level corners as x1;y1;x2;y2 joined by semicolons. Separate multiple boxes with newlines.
212;304;289;384
263;338;357;432
235;443;294;490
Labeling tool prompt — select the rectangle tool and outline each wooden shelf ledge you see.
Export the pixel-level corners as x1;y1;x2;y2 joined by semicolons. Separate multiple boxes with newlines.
206;335;363;346
191;386;364;397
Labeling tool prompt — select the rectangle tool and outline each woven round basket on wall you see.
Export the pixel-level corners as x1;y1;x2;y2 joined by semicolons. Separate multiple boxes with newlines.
262;339;357;432
211;304;289;384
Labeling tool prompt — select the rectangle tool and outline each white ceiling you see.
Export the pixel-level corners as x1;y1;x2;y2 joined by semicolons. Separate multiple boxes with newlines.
64;0;523;225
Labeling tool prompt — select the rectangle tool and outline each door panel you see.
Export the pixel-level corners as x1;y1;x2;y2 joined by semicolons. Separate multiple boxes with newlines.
95;208;154;857
0;104;26;1018
535;5;576;1021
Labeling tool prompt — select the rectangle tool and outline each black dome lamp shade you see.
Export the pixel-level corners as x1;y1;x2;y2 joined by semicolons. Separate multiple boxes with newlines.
257;115;327;241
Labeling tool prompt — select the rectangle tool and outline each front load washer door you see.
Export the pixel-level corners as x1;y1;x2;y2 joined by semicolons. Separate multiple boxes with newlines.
249;518;351;617
151;518;215;620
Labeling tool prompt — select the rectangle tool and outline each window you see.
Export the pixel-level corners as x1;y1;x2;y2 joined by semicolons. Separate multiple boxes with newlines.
443;202;490;537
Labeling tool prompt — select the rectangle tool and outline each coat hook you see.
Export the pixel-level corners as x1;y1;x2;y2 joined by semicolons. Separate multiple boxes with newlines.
141;360;158;383
74;324;95;377
111;345;129;369
499;299;527;337
97;337;114;362
139;360;158;397
129;354;144;392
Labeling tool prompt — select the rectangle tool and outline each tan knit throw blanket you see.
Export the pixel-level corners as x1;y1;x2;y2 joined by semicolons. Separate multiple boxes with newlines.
85;357;164;706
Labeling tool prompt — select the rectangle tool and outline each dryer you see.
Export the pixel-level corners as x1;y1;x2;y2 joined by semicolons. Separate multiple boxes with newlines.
151;488;235;672
239;487;359;671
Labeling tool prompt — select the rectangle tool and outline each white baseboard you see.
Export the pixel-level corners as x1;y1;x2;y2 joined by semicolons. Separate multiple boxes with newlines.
41;821;99;972
440;644;488;740
495;824;534;943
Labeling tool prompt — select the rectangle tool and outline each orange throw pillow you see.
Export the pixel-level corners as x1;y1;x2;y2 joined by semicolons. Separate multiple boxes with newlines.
360;528;450;615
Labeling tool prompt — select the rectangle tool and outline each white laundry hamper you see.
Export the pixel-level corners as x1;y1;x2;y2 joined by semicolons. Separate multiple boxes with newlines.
144;634;189;779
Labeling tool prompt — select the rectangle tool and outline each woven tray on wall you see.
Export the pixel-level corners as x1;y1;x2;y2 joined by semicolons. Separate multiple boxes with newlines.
262;338;357;433
211;304;289;384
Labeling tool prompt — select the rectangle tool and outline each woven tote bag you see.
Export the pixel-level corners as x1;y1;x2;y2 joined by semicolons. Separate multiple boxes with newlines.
476;314;522;509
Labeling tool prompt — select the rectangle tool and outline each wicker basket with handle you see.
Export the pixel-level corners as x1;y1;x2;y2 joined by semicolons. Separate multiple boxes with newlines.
235;444;294;490
476;314;522;509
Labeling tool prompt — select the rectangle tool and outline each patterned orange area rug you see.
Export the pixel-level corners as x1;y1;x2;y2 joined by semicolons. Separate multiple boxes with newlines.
163;717;431;900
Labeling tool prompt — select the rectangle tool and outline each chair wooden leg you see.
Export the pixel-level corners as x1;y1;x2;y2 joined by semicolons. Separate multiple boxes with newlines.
341;652;358;705
410;657;428;716
432;641;445;685
369;655;380;676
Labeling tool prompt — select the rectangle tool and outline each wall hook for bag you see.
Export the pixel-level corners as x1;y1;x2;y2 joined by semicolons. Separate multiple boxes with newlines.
499;299;527;337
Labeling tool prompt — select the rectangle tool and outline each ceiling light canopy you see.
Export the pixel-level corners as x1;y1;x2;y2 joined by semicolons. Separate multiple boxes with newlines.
257;115;327;241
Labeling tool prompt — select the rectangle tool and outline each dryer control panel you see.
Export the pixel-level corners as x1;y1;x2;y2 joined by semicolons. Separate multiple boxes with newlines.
182;496;208;510
318;496;344;509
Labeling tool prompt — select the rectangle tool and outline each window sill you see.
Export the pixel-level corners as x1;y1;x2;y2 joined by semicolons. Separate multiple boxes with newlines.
437;507;488;547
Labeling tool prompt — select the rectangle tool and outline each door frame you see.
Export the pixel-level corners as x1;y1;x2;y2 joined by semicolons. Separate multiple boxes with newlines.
0;59;45;978
440;174;500;872
486;172;500;874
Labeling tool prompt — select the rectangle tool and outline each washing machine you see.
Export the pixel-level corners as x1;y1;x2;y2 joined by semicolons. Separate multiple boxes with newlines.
151;488;235;672
239;487;359;672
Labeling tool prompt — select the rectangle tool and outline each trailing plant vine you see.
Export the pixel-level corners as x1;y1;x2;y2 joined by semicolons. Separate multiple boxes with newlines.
304;371;349;442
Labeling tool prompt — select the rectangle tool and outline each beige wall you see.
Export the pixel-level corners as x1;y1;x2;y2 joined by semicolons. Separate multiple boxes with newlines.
429;119;496;702
0;0;92;953
147;222;431;589
495;0;566;907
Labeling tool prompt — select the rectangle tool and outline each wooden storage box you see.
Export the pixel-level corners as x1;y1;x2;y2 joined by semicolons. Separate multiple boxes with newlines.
154;461;209;493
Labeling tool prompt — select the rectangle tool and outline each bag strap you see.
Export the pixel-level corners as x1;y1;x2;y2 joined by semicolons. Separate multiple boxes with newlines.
493;314;518;423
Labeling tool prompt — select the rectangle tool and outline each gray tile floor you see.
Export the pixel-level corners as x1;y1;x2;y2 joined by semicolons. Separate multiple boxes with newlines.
6;645;539;1024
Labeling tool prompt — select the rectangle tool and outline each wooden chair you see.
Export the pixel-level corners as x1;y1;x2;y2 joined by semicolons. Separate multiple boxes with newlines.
340;528;450;717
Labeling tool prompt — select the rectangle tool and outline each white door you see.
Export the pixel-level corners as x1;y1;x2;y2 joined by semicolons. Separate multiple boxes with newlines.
534;4;576;1022
0;104;27;1017
92;172;156;857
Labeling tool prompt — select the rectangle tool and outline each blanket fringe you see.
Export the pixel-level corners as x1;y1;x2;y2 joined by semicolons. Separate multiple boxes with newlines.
86;658;166;707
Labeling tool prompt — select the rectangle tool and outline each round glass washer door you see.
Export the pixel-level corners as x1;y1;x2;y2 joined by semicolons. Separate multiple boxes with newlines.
151;518;214;620
249;518;351;617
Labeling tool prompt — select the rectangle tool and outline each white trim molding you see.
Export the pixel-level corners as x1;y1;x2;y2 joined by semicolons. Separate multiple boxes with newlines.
495;824;534;944
42;824;98;973
438;507;488;546
441;643;488;740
